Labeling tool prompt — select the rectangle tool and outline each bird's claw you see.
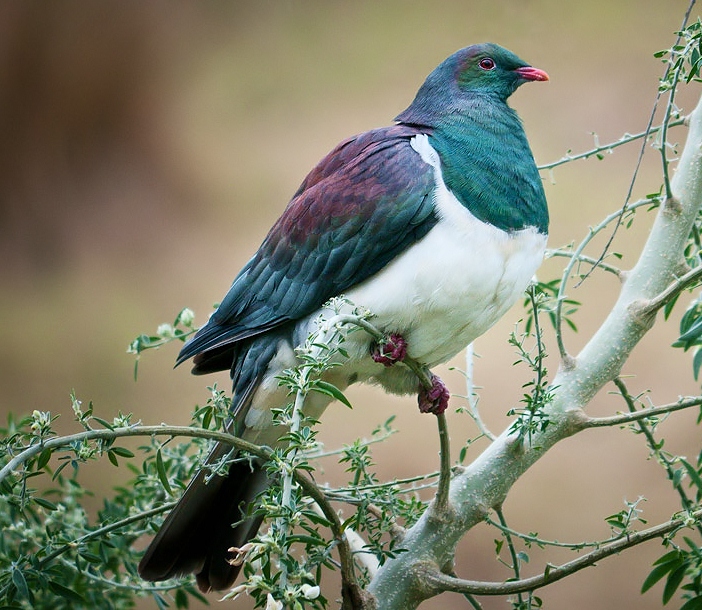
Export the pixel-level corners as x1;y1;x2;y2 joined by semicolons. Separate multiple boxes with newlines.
418;373;450;415
371;333;408;367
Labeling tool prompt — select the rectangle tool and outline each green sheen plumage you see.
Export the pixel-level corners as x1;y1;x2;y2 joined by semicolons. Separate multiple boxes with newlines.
429;105;548;233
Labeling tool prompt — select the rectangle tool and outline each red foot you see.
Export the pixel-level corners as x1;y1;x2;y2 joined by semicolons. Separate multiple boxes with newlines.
418;373;450;415
371;333;408;367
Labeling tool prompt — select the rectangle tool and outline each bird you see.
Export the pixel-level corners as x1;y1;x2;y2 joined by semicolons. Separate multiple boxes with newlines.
138;42;549;592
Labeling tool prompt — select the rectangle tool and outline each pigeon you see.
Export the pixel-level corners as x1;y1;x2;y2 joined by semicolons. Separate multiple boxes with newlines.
138;42;549;592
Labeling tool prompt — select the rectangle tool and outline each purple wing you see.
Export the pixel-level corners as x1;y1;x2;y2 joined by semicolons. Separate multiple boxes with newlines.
178;124;437;372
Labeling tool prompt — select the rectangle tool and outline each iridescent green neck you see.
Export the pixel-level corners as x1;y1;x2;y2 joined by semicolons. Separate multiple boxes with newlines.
428;102;548;234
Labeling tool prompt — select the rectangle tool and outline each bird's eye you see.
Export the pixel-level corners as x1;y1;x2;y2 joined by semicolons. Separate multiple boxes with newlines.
478;57;496;71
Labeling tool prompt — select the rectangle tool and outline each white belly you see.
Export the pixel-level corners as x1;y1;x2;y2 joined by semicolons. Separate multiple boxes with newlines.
346;218;546;368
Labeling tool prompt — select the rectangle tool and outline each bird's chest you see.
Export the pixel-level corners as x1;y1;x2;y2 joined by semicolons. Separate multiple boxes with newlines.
345;197;546;368
347;132;547;368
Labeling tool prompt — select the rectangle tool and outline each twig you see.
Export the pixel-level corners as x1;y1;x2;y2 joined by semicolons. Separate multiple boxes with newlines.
39;502;176;570
553;197;657;361
537;117;687;171
575;5;696;289
613;377;702;538
546;249;623;279
331;472;440;493
581;395;702;428
494;506;523;606
432;413;452;518
485;514;632;550
636;265;702;317
462;343;495;440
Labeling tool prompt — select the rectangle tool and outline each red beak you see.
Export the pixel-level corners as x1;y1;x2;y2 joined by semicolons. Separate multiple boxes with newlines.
515;66;550;82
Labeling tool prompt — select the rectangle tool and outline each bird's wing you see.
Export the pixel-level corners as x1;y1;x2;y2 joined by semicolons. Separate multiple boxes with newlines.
177;124;438;372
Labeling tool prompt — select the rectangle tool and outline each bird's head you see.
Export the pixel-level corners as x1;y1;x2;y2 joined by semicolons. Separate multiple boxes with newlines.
454;43;549;96
396;43;548;126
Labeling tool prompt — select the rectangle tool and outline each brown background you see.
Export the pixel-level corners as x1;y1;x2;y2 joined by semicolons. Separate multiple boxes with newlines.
1;1;701;608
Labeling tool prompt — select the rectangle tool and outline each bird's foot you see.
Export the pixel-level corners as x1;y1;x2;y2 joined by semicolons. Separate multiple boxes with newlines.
371;333;408;367
418;373;450;415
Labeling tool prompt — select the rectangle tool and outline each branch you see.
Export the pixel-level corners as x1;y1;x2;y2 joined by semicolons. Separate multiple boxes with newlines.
582;394;702;428
636;264;702;317
420;508;702;597
537;117;687;171
0;425;272;485
431;413;452;518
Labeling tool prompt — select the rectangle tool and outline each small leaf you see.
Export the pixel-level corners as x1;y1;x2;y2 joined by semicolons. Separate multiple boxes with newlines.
37;447;52;471
110;446;135;458
692;348;702;380
107;450;119;467
312;380;353;409
680;595;702;610
680;458;702;492
48;580;86;603
92;416;115;430
11;567;29;600
678;317;702;346
156;448;173;496
642;550;683;593
663;564;687;604
33;497;58;511
174;588;189;609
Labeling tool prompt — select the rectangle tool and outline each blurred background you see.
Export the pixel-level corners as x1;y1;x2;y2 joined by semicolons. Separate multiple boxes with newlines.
1;1;701;608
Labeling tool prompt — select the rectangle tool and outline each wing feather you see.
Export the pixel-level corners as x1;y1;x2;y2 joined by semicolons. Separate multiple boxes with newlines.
178;124;437;372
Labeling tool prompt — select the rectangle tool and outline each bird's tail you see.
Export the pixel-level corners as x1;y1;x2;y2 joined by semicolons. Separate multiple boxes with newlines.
138;441;269;592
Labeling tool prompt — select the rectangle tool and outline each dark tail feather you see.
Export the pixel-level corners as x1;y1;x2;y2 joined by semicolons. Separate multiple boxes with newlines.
138;442;269;591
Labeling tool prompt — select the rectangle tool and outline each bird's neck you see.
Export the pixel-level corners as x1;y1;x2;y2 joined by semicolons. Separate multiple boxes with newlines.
427;98;548;234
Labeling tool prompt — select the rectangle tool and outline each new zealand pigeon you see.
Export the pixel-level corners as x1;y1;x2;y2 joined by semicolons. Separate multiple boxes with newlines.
138;42;549;592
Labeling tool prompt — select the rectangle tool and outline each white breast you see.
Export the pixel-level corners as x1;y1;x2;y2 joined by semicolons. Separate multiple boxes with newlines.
344;133;546;370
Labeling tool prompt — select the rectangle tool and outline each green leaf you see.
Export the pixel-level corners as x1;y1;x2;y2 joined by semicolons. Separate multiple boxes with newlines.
680;458;702;492
37;447;52;471
92;416;115;430
110;446;135;458
312;380;353;409
678;316;702;347
10;567;29;600
33;497;58;511
48;580;86;603
156;448;173;496
693;348;702;380
175;588;189;609
680;595;702;610
107;449;119;467
663;564;687;604
642;550;682;593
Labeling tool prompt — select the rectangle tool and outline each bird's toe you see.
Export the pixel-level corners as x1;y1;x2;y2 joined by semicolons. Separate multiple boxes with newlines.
418;373;450;415
371;332;408;367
